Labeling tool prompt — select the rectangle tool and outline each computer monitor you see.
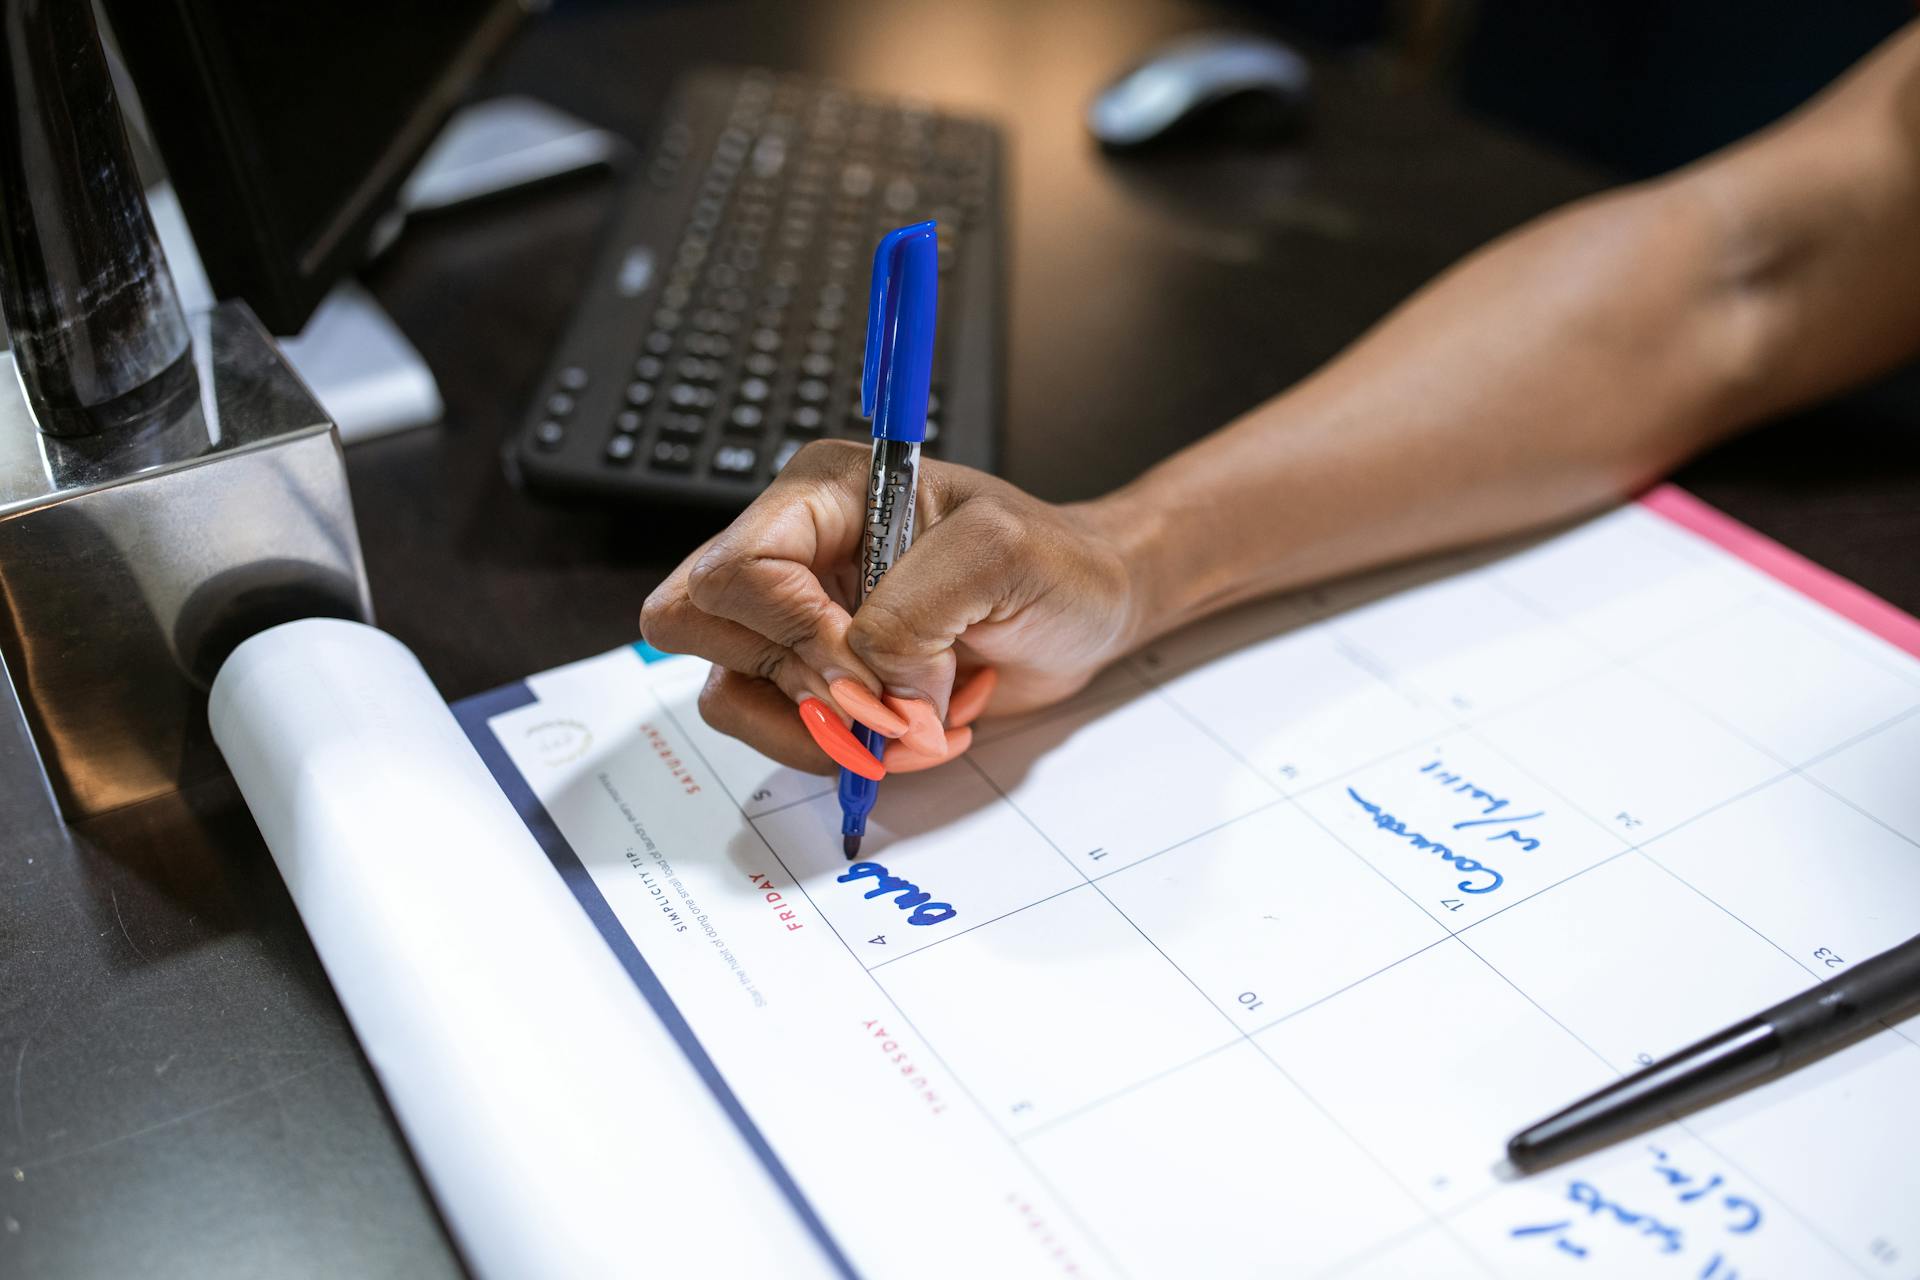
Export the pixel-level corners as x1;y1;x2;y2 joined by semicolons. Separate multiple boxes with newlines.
100;0;527;335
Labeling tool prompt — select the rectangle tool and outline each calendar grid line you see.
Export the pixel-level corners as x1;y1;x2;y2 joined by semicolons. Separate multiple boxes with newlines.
1452;577;1920;1064
1137;678;1470;940
1795;700;1920;772
1610;636;1920;1057
656;688;1140;1280
1128;540;1901;1277
863;878;1094;972
1439;928;1877;1280
743;782;837;820
1438;545;1913;1274
1013;1036;1252;1144
866;792;1297;973
959;727;1483;1271
1129;675;1714;1270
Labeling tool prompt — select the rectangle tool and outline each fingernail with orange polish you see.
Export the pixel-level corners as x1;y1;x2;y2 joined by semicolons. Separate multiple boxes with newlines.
882;695;946;755
886;726;974;773
947;667;999;729
828;678;911;737
797;697;886;779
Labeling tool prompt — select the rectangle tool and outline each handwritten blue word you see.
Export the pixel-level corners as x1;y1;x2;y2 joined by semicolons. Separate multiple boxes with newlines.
1512;1180;1684;1261
1510;1153;1766;1274
1421;756;1544;852
839;862;957;926
1649;1147;1762;1235
1347;788;1504;893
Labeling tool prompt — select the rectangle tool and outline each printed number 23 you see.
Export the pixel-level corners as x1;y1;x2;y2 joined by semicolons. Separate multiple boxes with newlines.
1813;947;1846;969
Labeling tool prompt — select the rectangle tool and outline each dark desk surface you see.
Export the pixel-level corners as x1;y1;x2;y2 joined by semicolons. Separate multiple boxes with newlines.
3;1;1915;1275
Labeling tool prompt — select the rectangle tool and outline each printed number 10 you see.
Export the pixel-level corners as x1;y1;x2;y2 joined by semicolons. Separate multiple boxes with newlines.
1239;991;1264;1014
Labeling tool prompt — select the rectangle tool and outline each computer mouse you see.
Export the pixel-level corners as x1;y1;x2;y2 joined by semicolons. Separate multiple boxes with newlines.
1087;32;1311;151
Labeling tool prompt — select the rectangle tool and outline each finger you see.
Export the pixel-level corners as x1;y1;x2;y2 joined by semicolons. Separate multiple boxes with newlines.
696;667;838;774
685;441;883;688
849;501;1034;714
642;574;834;709
885;726;974;774
797;697;885;779
947;666;999;728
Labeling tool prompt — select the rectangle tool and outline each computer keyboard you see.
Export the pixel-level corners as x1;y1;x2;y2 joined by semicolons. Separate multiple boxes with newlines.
512;67;1004;507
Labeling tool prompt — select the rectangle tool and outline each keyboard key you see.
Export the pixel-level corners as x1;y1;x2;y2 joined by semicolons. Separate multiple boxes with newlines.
797;378;829;404
634;355;664;381
738;377;771;404
789;405;823;433
668;383;716;410
660;414;704;439
841;163;874;196
800;352;833;379
625;382;655;408
534;420;565;450
606;434;637;464
751;327;783;352
546;392;576;417
745;352;778;378
651;439;695;471
712;444;758;476
644;330;675;355
772;438;804;472
558;366;589;392
614;410;643;435
729;403;764;432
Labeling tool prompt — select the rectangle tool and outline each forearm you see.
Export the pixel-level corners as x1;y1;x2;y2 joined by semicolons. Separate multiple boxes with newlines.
1088;21;1920;649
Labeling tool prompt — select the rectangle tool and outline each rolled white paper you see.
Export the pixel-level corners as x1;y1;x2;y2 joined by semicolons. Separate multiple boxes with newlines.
210;619;821;1278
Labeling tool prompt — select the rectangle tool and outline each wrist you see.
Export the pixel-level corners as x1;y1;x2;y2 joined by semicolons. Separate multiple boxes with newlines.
1067;482;1180;657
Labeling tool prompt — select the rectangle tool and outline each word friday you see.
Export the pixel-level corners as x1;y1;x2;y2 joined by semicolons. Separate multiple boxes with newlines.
839;861;957;926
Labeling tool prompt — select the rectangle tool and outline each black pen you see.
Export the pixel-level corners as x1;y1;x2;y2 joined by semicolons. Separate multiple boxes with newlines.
1507;929;1920;1173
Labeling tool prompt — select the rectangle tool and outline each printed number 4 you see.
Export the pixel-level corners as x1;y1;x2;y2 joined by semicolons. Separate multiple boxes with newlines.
1440;898;1464;913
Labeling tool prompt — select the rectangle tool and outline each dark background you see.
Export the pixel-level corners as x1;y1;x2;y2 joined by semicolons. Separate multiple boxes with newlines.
2;1;1914;1275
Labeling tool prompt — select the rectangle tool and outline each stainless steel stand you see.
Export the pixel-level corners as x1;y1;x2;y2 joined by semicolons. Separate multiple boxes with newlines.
0;302;373;818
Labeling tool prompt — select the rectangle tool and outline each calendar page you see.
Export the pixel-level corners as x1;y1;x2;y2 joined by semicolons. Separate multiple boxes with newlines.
456;488;1920;1280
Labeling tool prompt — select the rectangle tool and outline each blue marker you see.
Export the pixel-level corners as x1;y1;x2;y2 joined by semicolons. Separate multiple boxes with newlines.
840;221;938;858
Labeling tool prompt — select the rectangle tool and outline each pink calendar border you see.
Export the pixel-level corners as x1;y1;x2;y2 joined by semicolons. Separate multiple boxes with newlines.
1639;483;1920;659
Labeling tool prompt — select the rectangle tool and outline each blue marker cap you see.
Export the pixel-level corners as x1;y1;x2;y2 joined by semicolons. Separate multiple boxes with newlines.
861;221;938;443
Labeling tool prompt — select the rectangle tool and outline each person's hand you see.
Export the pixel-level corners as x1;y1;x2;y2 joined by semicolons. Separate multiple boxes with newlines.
640;440;1144;776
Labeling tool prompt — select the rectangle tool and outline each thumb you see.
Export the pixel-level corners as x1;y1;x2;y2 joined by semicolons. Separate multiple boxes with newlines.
847;500;1031;715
